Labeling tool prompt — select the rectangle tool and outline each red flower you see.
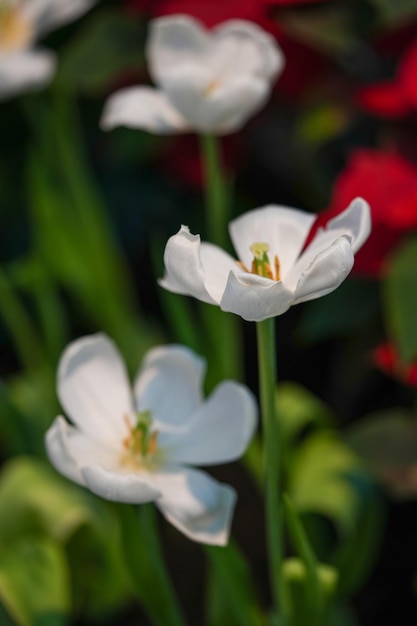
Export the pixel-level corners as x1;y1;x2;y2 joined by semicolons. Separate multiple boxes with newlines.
358;38;417;118
316;149;417;276
372;343;417;386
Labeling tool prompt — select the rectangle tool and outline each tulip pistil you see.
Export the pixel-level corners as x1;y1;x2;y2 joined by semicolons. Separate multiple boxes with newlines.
123;411;158;461
247;242;281;281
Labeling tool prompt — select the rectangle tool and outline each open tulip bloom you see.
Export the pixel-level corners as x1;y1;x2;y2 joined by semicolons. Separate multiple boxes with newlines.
160;197;371;322
101;14;284;135
0;0;96;100
45;334;257;545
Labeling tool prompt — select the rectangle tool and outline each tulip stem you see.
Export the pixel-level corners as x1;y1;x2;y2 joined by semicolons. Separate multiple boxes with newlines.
200;133;229;249
199;133;242;384
256;318;288;623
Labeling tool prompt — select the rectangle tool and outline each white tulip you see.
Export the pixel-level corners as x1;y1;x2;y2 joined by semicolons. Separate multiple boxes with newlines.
0;0;96;99
46;334;257;545
160;198;371;322
101;14;284;135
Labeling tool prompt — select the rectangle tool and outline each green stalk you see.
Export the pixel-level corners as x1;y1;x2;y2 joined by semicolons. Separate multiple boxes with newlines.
256;318;289;623
200;134;229;249
118;504;187;626
199;134;242;384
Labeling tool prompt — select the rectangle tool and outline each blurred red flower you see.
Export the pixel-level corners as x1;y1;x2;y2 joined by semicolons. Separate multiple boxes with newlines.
316;149;417;276
358;38;417;118
372;343;417;386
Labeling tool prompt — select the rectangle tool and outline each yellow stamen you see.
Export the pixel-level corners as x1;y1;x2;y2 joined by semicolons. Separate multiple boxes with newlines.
274;255;281;281
0;4;33;51
203;79;220;96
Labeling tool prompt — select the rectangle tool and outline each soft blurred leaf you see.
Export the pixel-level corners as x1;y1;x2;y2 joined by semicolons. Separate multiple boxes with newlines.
206;542;266;626
346;409;417;498
298;105;349;147
299;278;379;343
0;457;93;543
57;9;146;94
277;382;333;448
0;536;69;626
288;432;364;535
369;0;417;24
383;238;417;362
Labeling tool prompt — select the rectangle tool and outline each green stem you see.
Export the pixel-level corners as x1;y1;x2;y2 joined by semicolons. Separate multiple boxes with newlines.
200;134;229;249
256;318;288;623
118;504;187;626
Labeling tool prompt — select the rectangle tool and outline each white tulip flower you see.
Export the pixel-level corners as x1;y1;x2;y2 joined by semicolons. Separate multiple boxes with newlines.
101;14;284;135
160;198;371;322
45;334;257;545
0;0;96;100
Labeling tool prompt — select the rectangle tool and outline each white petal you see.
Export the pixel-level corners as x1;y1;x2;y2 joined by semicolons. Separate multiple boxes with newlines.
293;235;354;304
134;345;205;429
229;206;316;280
147;15;212;88
159;226;218;305
100;86;189;134
325;197;371;253
161;71;268;133
57;333;135;446
154;467;236;545
147;16;283;133
199;242;237;302
0;49;55;100
23;0;96;37
213;20;284;82
220;271;294;321
45;416;85;485
81;466;161;504
165;381;257;465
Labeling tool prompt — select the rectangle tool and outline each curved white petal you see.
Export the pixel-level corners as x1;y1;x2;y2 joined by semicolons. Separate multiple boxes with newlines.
81;466;161;503
199;242;237;302
134;345;205;429
325;197;371;253
100;86;190;134
221;271;294;321
57;333;135;446
23;0;96;37
229;206;316;280
154;467;236;545
293;235;354;305
0;49;55;100
162;71;268;133
147;15;213;88
45;416;85;485
159;226;218;304
213;20;284;82
165;381;257;465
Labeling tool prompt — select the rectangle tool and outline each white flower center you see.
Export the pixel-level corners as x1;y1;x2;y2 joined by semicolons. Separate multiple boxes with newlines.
237;241;281;281
121;410;161;470
0;2;33;51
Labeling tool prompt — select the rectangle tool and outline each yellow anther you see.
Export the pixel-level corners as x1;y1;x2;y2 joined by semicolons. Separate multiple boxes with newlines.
250;242;270;260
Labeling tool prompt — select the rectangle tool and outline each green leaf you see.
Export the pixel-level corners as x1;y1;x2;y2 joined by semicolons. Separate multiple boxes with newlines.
206;542;266;626
0;457;93;543
346;409;417;498
288;432;363;535
56;9;146;94
0;536;69;626
369;0;417;24
383;237;417;362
